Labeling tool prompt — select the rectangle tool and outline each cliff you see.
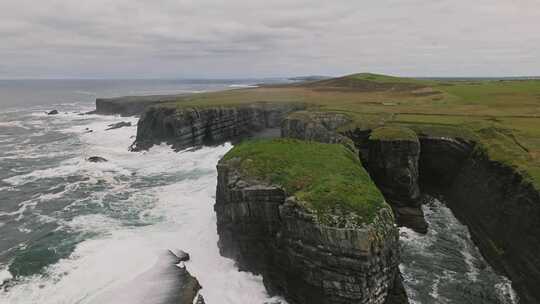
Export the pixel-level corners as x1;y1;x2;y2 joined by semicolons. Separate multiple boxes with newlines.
215;139;406;304
281;111;540;303
419;137;540;304
132;103;303;151
281;114;426;233
90;94;184;116
367;127;426;233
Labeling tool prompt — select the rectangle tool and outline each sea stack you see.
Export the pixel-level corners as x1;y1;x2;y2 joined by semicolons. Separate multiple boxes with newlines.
214;139;405;304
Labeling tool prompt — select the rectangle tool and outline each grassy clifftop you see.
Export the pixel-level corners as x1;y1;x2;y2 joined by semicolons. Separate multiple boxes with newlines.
157;73;540;189
222;139;388;226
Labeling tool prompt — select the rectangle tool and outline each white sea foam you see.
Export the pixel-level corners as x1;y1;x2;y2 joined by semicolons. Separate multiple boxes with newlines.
0;113;283;304
0;266;12;285
229;84;258;88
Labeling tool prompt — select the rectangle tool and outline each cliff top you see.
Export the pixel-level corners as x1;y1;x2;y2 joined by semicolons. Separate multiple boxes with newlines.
370;127;419;142
221;139;388;226
112;72;540;189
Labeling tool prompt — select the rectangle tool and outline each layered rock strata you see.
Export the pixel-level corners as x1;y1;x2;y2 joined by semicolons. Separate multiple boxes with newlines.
280;111;350;144
132;103;303;151
367;128;426;233
419;137;540;303
215;158;404;304
281;115;425;233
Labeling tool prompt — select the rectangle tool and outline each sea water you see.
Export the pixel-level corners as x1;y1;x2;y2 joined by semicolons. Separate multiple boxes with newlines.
0;79;518;303
0;79;285;303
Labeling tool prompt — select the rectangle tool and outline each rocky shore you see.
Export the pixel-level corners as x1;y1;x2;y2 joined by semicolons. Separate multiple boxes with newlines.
99;94;540;303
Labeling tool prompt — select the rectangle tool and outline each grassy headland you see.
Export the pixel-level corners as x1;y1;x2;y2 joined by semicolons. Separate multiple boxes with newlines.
159;73;540;189
222;139;387;226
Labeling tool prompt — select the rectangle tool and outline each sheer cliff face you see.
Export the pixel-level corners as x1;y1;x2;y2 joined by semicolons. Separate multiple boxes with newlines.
280;112;540;302
215;162;402;304
420;139;540;304
132;103;303;151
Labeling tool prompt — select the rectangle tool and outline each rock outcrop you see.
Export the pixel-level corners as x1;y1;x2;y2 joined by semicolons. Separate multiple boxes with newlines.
132;103;303;151
419;137;540;303
215;157;404;304
91;94;184;116
280;111;350;144
367;128;426;233
106;121;132;130
281;115;426;233
87;156;108;163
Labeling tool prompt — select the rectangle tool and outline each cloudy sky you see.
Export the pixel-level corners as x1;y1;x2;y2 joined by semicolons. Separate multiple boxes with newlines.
1;0;539;79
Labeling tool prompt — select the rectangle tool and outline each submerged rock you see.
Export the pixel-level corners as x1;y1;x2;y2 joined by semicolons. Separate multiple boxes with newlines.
87;156;108;163
47;110;59;115
106;121;132;130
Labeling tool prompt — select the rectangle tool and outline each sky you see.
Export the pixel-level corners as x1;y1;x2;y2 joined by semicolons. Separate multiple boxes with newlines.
0;0;539;79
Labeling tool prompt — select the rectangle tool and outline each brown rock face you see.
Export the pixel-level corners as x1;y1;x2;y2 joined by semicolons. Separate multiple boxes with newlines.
214;162;405;304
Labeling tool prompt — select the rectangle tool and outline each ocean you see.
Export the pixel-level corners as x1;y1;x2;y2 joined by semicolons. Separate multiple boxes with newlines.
0;79;518;304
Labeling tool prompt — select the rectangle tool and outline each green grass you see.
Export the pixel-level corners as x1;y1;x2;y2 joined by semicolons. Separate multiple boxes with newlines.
222;139;388;226
370;126;419;142
145;73;540;190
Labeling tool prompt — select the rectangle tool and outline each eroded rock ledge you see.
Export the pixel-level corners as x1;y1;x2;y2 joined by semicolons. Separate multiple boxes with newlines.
215;140;406;304
132;103;304;151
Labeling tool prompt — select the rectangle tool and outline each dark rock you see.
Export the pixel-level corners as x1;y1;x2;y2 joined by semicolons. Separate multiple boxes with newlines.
384;272;410;304
90;94;186;116
47;110;59;115
87;156;108;163
132;103;304;151
88;250;201;304
195;294;205;304
169;249;190;262
367;131;427;233
177;265;202;304
106;121;132;130
419;140;540;303
280;111;350;143
215;162;403;304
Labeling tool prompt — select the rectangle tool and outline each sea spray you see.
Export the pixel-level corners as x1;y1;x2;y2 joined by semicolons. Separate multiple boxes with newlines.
0;109;284;304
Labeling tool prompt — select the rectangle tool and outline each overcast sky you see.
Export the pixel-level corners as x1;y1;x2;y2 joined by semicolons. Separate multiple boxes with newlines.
1;0;539;79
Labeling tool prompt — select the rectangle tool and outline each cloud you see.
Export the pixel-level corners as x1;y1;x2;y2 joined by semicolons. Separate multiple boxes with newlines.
0;0;539;78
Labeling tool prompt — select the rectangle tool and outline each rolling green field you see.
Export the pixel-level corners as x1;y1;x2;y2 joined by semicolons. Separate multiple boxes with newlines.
223;139;387;226
163;73;540;189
